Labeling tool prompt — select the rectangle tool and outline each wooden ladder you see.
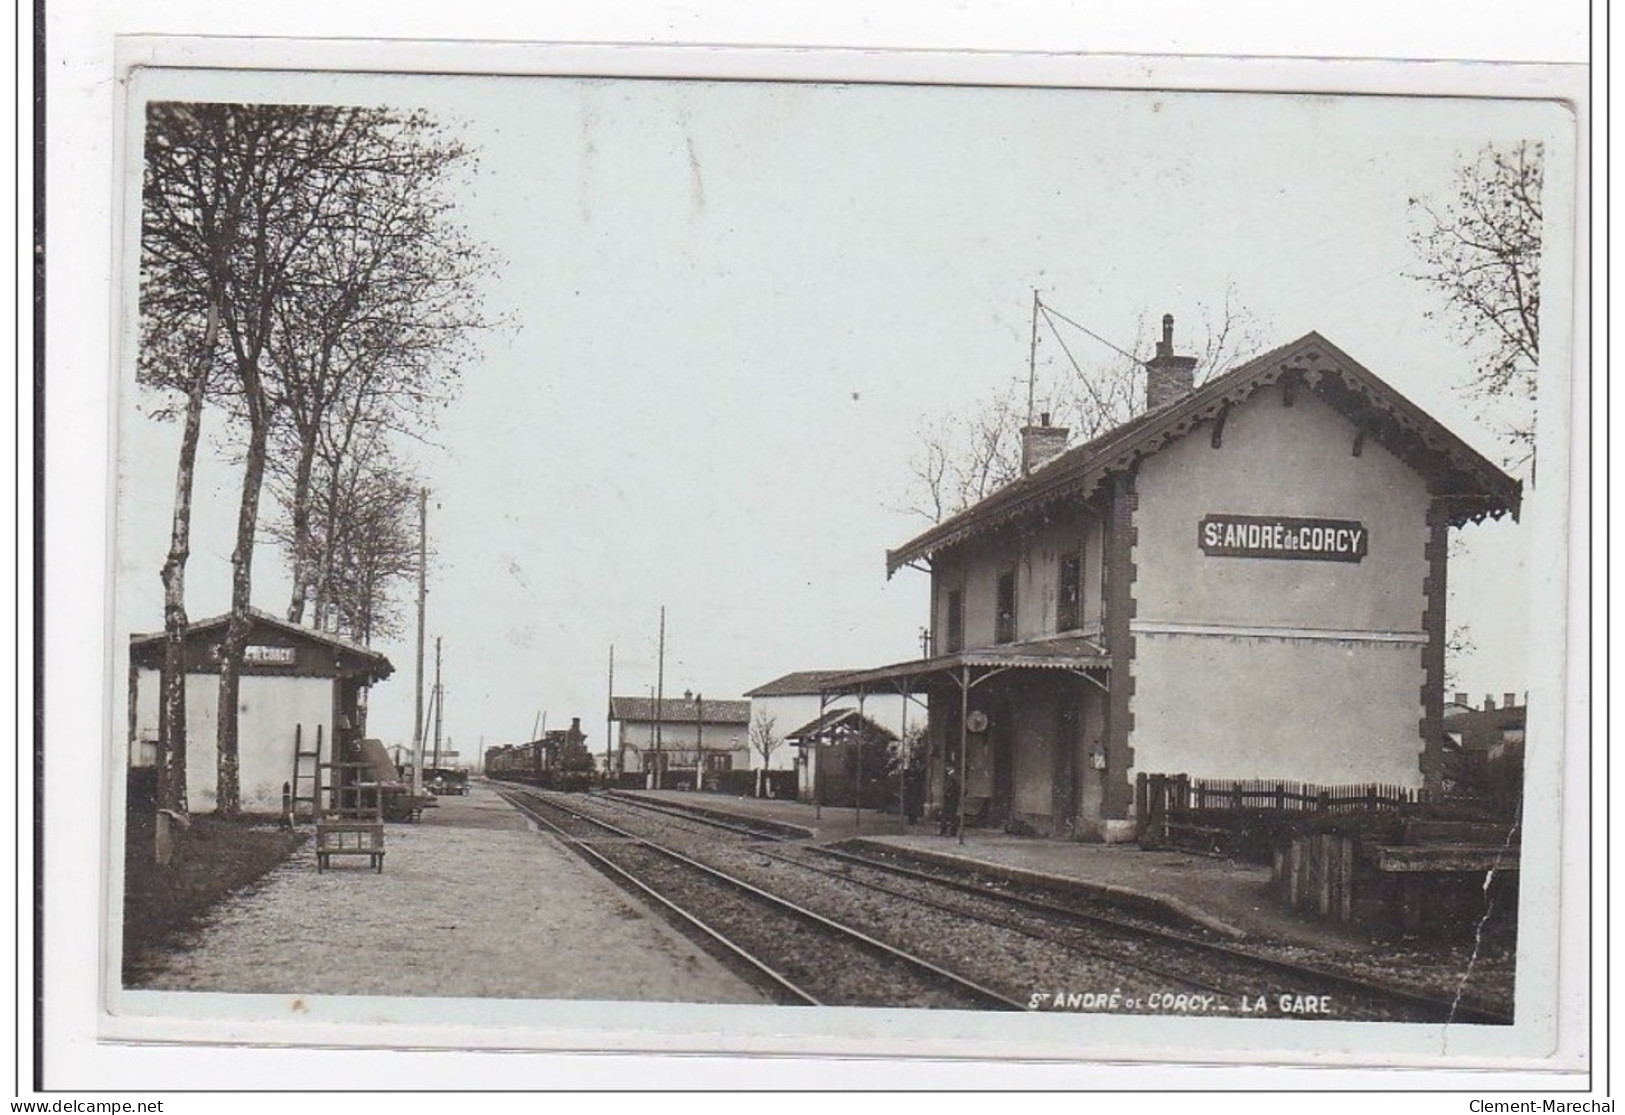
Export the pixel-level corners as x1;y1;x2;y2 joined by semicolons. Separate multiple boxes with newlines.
289;724;322;823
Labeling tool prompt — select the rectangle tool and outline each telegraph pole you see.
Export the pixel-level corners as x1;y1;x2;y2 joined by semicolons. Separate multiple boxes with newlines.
411;488;428;796
654;606;665;790
432;636;444;770
1026;288;1041;436
647;684;657;789
605;644;615;784
694;692;704;793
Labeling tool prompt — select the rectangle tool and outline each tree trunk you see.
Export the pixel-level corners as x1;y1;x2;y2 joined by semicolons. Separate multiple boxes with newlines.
283;437;317;624
156;301;219;823
216;410;268;817
309;458;348;632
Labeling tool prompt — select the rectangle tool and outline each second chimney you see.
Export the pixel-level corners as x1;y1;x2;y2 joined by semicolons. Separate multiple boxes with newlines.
1145;313;1198;411
1020;411;1070;475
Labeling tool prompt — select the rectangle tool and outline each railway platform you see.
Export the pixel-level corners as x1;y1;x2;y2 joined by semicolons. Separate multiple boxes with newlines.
127;782;767;1003
614;789;1368;951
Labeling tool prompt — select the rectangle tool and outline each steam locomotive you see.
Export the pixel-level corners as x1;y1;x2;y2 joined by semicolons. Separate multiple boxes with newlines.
484;719;596;793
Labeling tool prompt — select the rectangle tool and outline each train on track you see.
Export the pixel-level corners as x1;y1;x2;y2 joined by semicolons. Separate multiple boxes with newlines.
484;718;597;793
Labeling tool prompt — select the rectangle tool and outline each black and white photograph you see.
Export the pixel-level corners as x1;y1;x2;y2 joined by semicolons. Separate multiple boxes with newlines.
75;39;1585;1080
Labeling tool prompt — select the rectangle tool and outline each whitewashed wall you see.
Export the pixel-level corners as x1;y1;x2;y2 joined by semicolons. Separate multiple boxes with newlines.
133;669;336;812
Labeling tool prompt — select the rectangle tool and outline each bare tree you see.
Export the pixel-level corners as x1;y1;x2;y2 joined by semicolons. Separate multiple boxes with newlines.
902;289;1268;523
140;102;492;814
139;103;345;816
265;438;420;644
263;119;489;626
748;710;782;797
322;459;421;645
1409;141;1543;480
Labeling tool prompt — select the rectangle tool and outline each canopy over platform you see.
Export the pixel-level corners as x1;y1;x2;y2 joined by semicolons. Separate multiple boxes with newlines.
820;636;1111;698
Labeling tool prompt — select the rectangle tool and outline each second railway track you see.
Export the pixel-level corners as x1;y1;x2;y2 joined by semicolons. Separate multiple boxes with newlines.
500;786;1512;1024
497;786;1024;1010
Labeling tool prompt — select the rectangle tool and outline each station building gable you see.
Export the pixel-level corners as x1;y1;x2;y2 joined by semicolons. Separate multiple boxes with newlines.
845;326;1519;841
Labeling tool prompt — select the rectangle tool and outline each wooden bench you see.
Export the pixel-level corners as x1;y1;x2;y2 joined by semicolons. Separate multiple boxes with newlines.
315;821;385;873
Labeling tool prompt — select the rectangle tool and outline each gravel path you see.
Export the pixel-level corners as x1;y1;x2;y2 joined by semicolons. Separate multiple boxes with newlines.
129;785;766;1004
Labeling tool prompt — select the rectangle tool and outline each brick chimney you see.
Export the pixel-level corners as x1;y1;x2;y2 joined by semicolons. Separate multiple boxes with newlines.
1453;691;1469;707
1483;695;1497;711
1145;313;1198;410
1020;412;1069;475
1503;692;1517;710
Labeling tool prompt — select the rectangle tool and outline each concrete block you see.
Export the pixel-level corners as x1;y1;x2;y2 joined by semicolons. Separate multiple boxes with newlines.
1101;818;1139;844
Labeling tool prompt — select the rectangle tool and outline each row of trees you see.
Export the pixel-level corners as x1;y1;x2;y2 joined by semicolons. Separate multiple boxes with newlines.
139;102;494;818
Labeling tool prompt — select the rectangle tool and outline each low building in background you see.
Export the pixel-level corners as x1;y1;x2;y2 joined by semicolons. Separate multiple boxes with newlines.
609;693;751;788
1441;692;1527;813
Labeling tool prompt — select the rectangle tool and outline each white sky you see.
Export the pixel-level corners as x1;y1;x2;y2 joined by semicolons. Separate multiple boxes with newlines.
113;70;1575;754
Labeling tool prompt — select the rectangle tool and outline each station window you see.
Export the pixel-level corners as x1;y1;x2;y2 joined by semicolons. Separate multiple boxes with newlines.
945;589;964;653
995;570;1017;644
1057;551;1083;631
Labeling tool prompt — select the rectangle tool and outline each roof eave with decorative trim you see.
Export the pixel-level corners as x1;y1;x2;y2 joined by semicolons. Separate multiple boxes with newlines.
885;332;1522;577
127;608;394;681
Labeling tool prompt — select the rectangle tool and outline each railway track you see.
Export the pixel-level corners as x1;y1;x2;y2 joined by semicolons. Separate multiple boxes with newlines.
771;842;1512;1025
496;786;1024;1010
597;789;803;841
508;788;1512;1024
590;791;1513;1024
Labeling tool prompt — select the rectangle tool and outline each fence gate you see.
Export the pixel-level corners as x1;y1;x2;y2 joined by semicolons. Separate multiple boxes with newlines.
1136;772;1190;849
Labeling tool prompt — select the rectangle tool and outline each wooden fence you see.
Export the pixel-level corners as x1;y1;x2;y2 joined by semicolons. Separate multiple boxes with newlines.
1159;776;1428;814
1136;773;1431;858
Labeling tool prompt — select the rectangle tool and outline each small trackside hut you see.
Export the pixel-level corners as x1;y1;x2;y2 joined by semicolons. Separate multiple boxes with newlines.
128;608;394;814
828;319;1521;843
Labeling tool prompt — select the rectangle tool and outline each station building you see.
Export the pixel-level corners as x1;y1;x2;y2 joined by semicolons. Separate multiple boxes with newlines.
827;320;1521;841
128;608;394;813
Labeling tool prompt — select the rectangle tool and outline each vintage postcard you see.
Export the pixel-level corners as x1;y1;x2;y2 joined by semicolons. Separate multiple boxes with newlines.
84;40;1586;1079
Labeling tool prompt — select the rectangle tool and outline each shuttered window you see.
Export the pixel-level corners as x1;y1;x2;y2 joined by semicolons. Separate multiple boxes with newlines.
1057;551;1082;631
995;570;1017;644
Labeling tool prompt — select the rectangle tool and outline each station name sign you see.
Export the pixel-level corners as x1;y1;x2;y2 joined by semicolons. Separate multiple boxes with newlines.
1198;515;1367;563
204;644;299;666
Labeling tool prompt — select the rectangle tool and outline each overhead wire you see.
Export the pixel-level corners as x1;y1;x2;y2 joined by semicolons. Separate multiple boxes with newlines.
1038;303;1116;419
1036;297;1144;366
